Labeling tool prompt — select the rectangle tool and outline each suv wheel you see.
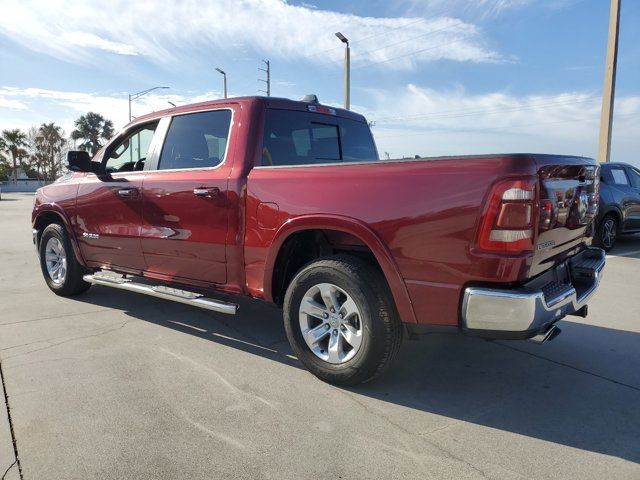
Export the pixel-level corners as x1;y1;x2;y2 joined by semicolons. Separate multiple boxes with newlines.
283;255;402;386
596;214;618;252
39;223;91;296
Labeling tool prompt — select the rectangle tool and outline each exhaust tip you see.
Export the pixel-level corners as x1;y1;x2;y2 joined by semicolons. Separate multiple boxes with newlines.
530;325;562;344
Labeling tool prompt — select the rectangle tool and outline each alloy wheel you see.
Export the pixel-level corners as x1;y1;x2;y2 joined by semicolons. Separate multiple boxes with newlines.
298;282;363;364
45;237;67;284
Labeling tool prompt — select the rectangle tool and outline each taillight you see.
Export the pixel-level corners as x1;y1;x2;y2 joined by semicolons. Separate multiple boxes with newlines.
476;178;536;254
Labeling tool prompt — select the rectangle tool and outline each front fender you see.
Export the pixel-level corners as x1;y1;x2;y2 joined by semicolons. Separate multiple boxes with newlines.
32;202;87;267
263;214;417;324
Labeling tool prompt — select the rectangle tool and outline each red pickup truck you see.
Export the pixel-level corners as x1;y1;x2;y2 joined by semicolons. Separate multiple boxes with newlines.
32;96;605;385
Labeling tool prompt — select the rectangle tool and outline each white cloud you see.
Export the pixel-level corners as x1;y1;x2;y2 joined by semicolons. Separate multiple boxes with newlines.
0;0;500;69
61;32;138;56
2;83;637;167
0;86;223;134
365;85;640;165
395;0;532;19
0;96;28;110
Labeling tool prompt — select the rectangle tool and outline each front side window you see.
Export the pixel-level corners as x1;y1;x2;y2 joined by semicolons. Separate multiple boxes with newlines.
158;110;232;170
627;167;640;189
262;109;378;166
105;122;158;173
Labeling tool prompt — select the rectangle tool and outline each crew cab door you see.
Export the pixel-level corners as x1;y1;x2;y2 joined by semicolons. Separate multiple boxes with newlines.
75;121;160;271
140;108;235;285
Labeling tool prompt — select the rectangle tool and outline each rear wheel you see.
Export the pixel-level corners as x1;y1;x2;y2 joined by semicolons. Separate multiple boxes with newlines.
283;255;402;386
596;214;618;252
39;223;91;296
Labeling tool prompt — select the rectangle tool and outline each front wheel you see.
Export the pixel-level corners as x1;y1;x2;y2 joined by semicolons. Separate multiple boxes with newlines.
283;255;402;386
39;223;91;296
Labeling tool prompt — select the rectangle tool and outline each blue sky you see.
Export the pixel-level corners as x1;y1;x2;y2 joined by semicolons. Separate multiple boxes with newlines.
0;0;638;165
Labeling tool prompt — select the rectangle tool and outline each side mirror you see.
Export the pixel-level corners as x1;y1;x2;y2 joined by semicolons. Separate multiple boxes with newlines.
66;151;92;172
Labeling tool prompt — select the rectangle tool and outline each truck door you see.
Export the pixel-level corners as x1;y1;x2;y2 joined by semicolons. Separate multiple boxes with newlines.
75;121;160;271
140;108;235;285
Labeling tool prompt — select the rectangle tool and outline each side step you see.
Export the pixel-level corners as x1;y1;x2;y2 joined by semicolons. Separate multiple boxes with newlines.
83;273;238;315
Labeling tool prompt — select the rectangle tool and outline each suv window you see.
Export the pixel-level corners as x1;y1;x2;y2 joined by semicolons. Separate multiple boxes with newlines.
105;122;158;173
158;110;232;170
628;167;640;189
610;168;630;186
262;109;378;166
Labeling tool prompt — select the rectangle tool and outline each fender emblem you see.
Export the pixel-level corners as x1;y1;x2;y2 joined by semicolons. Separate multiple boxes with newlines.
82;232;100;239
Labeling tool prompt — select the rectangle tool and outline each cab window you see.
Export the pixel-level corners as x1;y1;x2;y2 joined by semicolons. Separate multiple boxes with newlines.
158;110;232;170
261;109;378;166
104;123;158;173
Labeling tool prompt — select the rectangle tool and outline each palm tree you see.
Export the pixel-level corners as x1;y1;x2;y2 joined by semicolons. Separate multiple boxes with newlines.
38;123;66;178
70;112;114;156
1;129;28;183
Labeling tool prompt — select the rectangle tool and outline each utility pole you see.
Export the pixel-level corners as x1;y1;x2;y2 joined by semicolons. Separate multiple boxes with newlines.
598;0;621;163
335;32;350;110
216;68;227;99
258;60;270;96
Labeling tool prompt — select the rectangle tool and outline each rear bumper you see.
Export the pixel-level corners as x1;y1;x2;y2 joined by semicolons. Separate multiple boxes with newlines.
461;247;605;339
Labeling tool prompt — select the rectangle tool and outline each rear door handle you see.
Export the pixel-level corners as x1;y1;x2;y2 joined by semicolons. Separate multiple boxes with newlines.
193;187;220;197
117;188;139;197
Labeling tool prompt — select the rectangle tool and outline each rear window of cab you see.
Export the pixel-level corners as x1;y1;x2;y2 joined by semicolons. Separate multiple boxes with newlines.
261;109;378;167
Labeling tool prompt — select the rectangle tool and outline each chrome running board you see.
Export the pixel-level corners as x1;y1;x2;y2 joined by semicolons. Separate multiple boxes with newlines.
83;272;238;315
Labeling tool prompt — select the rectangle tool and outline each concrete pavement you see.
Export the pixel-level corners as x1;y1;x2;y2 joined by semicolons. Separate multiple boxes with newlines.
1;193;639;479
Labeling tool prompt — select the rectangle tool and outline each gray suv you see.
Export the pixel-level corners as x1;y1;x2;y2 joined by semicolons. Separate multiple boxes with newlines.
594;162;640;251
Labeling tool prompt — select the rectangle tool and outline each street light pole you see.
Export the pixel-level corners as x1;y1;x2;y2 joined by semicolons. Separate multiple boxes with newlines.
598;0;621;163
128;86;170;121
335;32;350;110
216;68;227;99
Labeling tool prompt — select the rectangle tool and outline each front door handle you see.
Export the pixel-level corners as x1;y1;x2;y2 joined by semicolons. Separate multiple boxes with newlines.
193;187;220;197
117;188;138;197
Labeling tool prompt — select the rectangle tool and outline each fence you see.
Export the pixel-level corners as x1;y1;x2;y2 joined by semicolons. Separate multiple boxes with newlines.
0;180;52;193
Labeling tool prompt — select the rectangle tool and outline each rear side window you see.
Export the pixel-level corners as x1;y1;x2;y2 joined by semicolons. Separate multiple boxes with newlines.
603;168;630;186
261;109;378;166
158;110;231;170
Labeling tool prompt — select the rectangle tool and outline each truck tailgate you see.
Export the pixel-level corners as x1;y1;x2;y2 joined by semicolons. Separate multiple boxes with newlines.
531;154;599;278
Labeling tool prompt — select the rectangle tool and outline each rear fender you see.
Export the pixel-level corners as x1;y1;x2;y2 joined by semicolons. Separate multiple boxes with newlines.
264;215;417;324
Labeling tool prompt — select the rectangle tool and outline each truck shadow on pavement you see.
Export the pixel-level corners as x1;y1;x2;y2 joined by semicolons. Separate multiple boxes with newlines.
75;286;640;465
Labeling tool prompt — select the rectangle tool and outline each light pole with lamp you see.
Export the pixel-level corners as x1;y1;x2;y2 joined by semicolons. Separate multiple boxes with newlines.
215;68;228;99
128;86;170;121
335;32;350;110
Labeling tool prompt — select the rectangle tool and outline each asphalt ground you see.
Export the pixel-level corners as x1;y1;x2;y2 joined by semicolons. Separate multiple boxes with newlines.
1;192;639;480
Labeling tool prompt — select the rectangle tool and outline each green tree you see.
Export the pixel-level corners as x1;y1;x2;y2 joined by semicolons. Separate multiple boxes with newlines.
1;129;28;183
37;123;67;179
70;112;114;156
0;151;11;181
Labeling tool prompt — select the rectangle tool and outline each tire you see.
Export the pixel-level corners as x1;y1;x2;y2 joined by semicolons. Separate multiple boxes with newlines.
595;214;618;252
283;255;403;386
39;223;91;296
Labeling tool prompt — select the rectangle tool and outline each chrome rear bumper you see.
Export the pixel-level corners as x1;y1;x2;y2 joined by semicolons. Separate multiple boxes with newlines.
461;247;605;339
